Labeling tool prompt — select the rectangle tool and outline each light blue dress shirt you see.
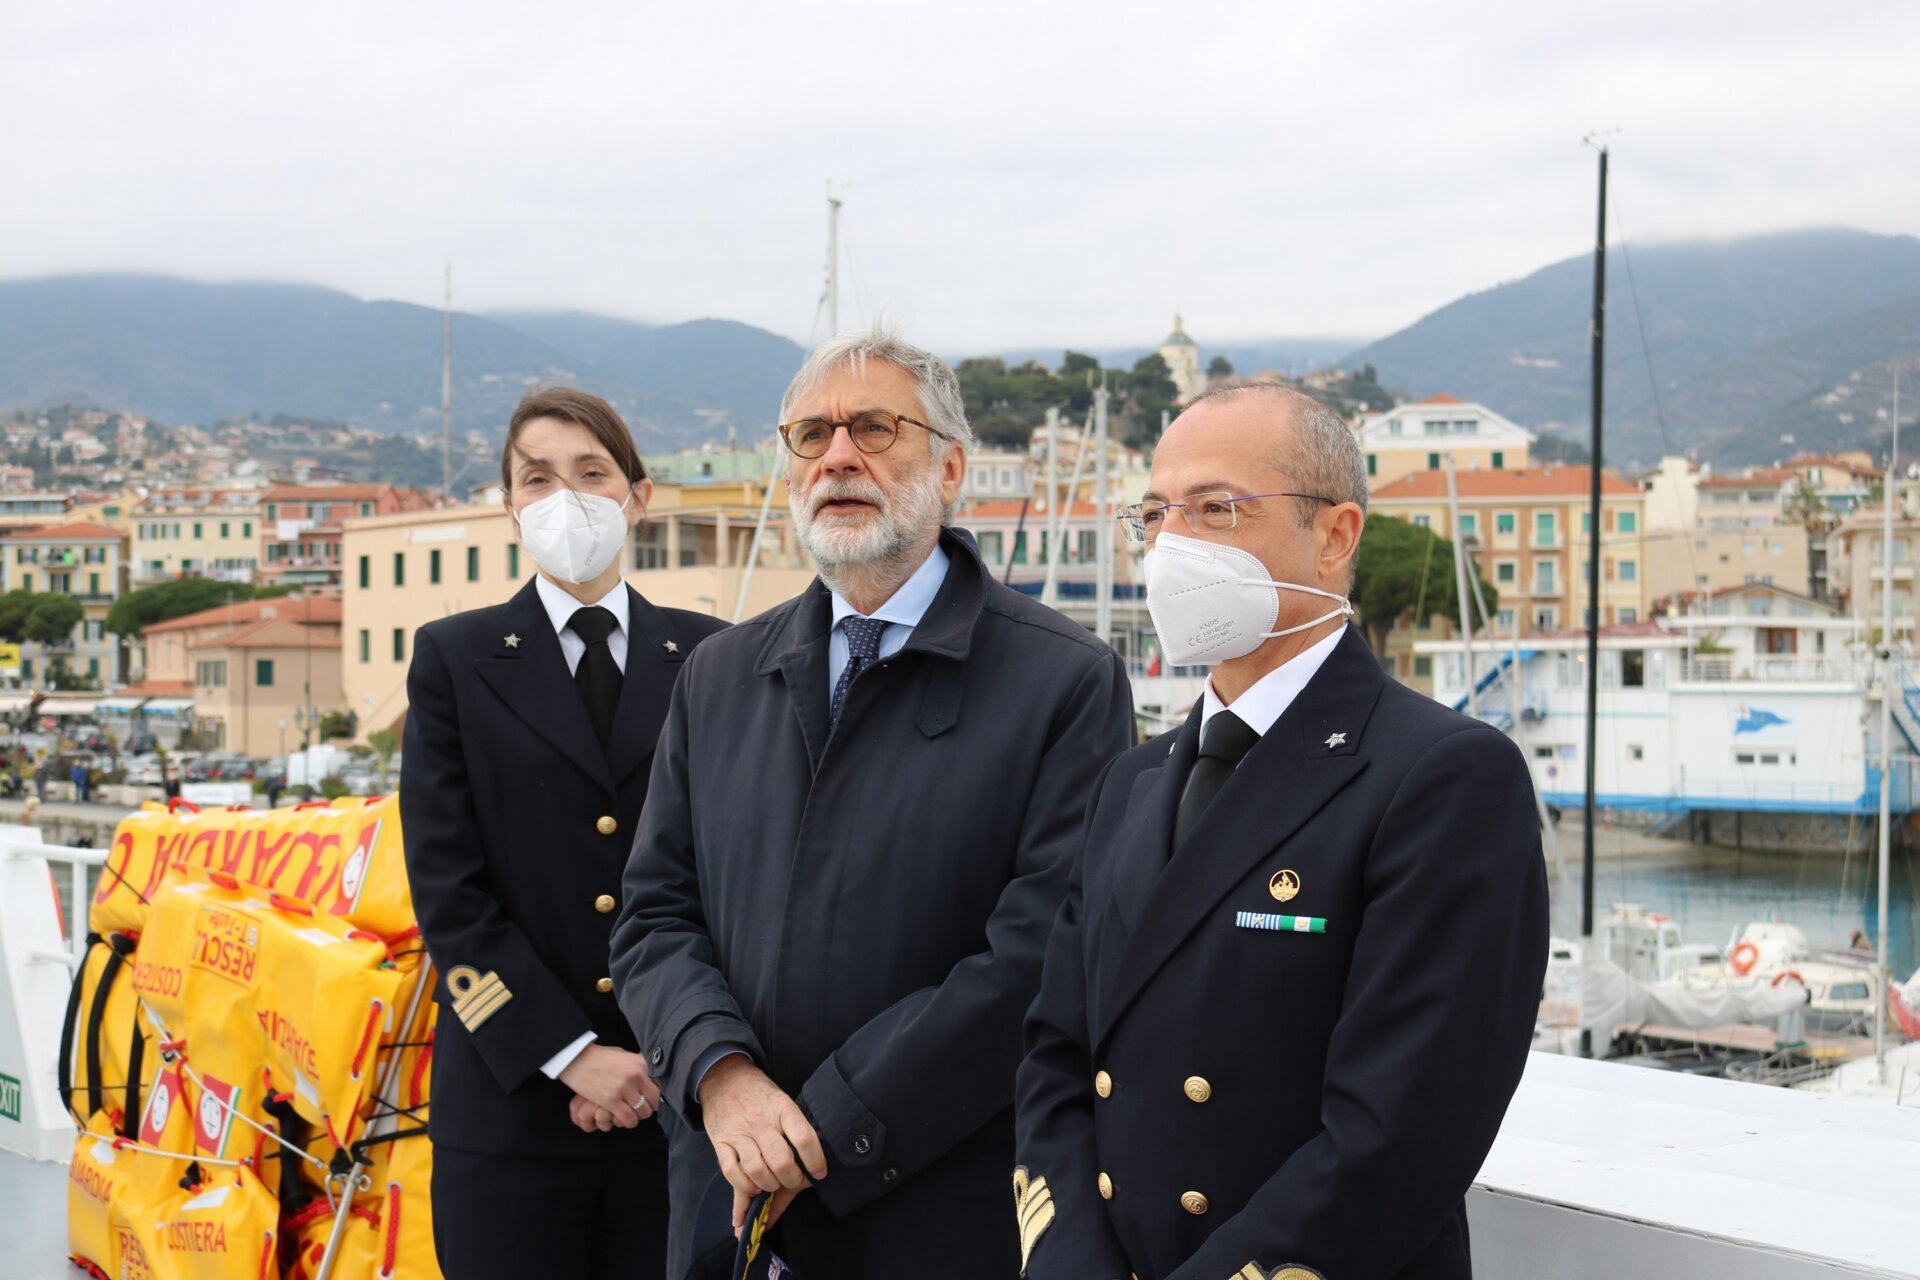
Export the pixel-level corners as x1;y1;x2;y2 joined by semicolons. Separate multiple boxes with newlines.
825;542;951;697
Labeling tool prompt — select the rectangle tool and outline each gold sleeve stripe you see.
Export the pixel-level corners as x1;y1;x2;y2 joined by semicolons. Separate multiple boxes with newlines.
1012;1167;1057;1277
447;966;514;1031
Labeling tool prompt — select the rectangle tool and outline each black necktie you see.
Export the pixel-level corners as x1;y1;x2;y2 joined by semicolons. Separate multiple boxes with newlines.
1172;710;1260;852
831;615;888;724
568;606;622;750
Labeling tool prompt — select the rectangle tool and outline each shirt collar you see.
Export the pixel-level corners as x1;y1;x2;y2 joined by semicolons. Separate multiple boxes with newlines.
535;573;630;639
830;542;951;632
1200;624;1347;738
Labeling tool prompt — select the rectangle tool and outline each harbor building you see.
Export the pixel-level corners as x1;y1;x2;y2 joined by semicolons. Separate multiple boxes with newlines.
128;485;266;584
340;480;814;741
0;522;129;687
1354;395;1535;487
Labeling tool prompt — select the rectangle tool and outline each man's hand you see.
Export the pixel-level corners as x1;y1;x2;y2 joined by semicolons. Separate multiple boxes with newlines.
569;1095;617;1133
698;1055;828;1226
558;1044;660;1128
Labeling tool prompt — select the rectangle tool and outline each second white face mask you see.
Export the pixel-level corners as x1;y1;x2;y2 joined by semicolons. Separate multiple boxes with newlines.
514;487;632;584
1144;530;1352;667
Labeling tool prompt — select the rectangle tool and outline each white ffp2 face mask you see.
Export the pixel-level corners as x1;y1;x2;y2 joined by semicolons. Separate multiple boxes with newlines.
1143;530;1352;667
513;487;633;584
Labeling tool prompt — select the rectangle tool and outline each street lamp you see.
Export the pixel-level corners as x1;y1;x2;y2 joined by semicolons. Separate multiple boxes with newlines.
293;705;308;752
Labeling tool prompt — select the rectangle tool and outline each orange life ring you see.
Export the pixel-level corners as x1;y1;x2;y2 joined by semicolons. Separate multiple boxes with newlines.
1771;969;1804;987
1730;942;1761;975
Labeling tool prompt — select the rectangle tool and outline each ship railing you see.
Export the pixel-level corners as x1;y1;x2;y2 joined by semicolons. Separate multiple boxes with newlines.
1;834;104;970
1677;656;1869;684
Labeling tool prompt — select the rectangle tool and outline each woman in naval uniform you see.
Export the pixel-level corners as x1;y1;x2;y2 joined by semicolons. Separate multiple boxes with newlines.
400;386;728;1280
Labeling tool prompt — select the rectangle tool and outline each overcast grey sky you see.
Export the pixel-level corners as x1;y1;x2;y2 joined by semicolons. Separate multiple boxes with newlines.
5;0;1917;352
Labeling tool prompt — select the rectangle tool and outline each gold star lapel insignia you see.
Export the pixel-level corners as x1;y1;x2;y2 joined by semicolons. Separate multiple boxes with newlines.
1324;731;1346;749
662;640;679;654
503;634;521;649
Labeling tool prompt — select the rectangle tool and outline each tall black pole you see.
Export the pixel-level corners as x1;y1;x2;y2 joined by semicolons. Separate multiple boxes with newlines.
1582;145;1608;946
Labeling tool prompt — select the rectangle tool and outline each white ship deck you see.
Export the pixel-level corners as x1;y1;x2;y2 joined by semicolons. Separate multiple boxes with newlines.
7;1050;1917;1278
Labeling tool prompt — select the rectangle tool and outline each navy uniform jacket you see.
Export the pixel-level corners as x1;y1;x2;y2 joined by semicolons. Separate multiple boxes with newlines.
1015;628;1547;1280
400;578;728;1158
610;529;1135;1277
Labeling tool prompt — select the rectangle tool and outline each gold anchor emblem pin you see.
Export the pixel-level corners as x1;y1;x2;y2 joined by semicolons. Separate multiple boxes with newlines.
1269;869;1301;903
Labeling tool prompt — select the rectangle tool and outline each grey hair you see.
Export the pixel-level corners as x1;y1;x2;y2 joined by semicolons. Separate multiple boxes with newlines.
1188;382;1369;527
779;325;973;523
779;325;976;454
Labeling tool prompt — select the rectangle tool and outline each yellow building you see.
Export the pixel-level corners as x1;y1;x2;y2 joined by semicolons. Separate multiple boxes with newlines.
1355;395;1535;488
1369;466;1646;690
190;616;345;757
341;480;817;738
0;522;129;686
129;488;266;585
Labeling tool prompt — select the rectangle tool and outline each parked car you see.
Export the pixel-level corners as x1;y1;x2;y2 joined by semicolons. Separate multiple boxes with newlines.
125;732;158;755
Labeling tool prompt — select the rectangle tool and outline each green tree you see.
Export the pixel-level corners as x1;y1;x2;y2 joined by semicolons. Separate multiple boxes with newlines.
367;728;399;790
1207;355;1235;380
105;577;293;638
0;590;85;645
24;595;83;645
1782;475;1833;534
1352;516;1496;655
1057;351;1100;380
318;710;354;741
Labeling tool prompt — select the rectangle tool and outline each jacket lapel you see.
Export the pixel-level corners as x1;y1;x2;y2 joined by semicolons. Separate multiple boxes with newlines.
1092;629;1387;1048
1106;708;1201;934
769;584;836;772
604;587;690;784
473;579;615;793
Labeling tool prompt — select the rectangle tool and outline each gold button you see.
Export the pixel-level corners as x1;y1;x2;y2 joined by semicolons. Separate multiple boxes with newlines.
595;977;614;993
596;815;618;836
1183;1075;1212;1103
1097;1172;1113;1200
1180;1191;1209;1215
1094;1070;1112;1098
594;894;617;914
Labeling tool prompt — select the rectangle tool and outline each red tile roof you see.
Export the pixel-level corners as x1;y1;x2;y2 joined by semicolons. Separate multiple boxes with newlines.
262;483;394;501
1370;466;1637;500
190;618;341;651
1;522;125;541
1414;393;1466;405
113;680;195;697
144;596;343;635
963;501;1103;518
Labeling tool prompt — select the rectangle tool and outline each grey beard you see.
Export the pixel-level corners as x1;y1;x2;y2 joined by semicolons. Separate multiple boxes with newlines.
793;465;946;601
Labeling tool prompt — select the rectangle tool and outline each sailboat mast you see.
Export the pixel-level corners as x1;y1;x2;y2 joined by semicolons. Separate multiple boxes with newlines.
825;192;843;336
441;260;453;501
1879;367;1899;1082
1583;143;1608;949
1095;382;1113;645
1445;453;1476;718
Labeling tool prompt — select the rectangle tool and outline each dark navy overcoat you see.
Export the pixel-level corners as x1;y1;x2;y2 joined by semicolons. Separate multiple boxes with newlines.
611;530;1135;1277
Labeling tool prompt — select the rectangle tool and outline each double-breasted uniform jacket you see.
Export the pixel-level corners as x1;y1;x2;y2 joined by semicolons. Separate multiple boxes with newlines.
609;529;1136;1277
1015;628;1549;1280
400;578;728;1158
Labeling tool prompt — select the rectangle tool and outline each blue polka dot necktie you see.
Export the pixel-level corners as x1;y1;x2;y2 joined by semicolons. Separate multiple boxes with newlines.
831;616;888;724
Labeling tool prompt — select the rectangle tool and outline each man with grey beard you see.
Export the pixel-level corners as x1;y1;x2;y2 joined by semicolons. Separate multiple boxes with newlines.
611;327;1134;1278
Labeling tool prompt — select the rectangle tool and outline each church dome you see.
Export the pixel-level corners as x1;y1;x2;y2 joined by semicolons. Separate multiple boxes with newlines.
1159;313;1198;348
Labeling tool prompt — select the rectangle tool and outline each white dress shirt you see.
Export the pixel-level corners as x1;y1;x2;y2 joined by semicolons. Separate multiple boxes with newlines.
532;574;631;1080
1199;624;1347;737
535;574;630;675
